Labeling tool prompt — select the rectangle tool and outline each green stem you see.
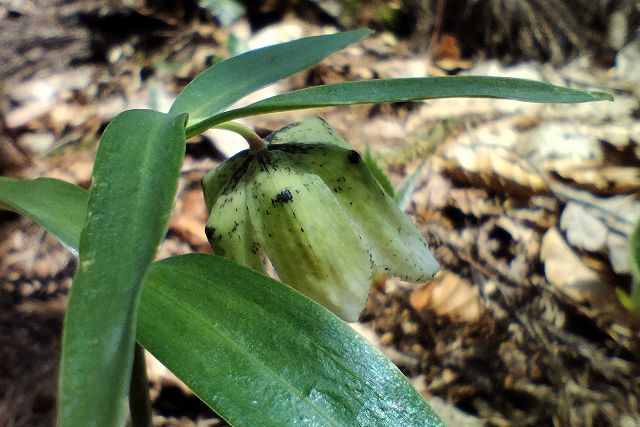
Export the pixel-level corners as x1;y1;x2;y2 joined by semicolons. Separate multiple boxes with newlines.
212;121;268;153
129;343;153;427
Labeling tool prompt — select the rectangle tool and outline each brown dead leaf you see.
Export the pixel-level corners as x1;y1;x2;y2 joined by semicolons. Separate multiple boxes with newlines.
169;184;210;251
557;166;640;195
410;272;482;322
560;202;609;253
440;145;548;196
541;228;610;305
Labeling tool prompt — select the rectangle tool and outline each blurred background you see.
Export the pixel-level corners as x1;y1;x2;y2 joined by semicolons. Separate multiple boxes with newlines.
1;1;639;425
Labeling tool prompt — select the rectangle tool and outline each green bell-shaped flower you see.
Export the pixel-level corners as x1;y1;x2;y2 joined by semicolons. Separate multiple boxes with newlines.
202;118;439;322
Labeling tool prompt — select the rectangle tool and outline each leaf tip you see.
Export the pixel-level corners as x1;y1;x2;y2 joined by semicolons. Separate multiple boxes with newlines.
590;90;614;101
351;28;374;38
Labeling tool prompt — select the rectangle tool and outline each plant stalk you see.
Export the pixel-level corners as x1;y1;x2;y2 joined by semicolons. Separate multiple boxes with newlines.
213;121;268;153
129;343;153;427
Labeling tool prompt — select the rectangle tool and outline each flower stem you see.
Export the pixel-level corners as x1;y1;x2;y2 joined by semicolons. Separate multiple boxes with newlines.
213;121;268;153
129;343;153;427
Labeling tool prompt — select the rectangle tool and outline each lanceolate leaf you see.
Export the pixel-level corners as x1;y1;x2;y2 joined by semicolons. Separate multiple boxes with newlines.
0;176;444;426
57;110;187;426
395;161;425;211
0;177;88;254
170;29;371;128
619;220;640;313
631;221;640;285
187;76;613;136
138;254;444;427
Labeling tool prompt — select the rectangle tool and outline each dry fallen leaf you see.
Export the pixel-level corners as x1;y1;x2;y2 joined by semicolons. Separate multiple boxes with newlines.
410;272;483;322
541;228;607;305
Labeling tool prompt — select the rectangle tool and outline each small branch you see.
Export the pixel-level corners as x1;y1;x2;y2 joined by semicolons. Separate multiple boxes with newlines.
129;343;153;427
213;121;268;153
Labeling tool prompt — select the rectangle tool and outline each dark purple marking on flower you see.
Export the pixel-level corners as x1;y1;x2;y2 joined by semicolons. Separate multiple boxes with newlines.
270;143;315;154
348;150;361;164
204;226;215;240
206;150;253;196
265;123;298;142
254;149;278;173
272;189;293;207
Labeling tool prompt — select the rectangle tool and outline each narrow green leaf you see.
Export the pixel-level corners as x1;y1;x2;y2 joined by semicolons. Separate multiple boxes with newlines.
188;76;613;136
138;254;444;427
130;343;153;427
0;177;88;254
631;220;640;285
395;161;425;211
170;29;371;128
622;220;640;313
57;110;187;427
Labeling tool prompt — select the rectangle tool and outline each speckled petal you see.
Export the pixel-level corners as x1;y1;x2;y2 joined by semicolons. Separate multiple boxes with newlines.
246;149;373;321
203;163;264;273
201;150;251;212
265;116;350;148
277;143;439;282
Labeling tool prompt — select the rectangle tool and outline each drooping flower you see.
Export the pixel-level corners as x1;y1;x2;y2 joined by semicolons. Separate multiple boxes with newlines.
202;118;438;322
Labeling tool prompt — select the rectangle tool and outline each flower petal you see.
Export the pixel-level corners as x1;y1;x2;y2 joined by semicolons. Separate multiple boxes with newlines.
278;143;439;281
201;150;251;212
246;149;373;321
265;117;350;148
203;158;264;272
